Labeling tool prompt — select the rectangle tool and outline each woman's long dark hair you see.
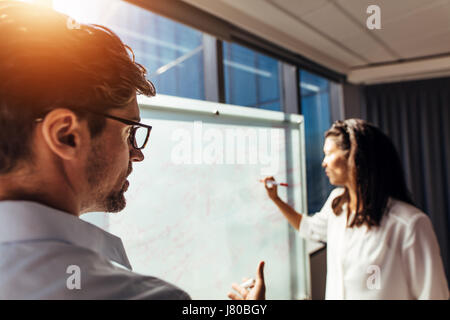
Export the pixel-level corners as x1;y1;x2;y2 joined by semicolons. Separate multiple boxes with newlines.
325;119;414;228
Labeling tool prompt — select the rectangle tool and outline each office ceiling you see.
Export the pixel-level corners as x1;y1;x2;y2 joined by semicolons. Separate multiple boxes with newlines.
181;0;450;84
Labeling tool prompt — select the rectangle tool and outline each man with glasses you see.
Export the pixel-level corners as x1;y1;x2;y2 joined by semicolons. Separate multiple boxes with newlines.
0;1;266;300
0;2;191;299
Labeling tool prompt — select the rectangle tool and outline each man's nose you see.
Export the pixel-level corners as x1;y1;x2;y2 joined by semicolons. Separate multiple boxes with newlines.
322;159;326;168
130;147;144;162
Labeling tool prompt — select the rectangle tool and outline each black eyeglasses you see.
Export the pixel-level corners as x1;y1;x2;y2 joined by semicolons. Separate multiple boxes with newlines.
35;110;152;150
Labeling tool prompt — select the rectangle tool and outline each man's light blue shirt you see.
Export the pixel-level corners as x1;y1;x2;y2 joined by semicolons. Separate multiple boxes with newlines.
0;201;190;299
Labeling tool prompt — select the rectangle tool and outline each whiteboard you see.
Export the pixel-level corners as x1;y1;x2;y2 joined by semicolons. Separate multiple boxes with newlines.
82;94;310;299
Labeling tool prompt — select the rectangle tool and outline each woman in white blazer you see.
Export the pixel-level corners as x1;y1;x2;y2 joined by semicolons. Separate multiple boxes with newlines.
264;119;448;300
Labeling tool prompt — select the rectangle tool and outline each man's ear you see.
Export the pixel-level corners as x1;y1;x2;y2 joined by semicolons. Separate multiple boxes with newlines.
39;108;88;160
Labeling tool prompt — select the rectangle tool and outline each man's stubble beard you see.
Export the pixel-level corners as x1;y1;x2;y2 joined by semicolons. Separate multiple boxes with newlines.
86;145;127;213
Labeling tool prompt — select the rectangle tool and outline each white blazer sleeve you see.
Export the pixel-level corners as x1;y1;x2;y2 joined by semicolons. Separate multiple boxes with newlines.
402;214;449;300
298;188;343;243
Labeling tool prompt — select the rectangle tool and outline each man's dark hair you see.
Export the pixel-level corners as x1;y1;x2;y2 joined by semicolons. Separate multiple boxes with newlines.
0;2;155;174
325;119;414;229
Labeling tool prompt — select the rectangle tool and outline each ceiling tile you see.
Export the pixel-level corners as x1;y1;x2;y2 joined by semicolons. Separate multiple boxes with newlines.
340;32;397;65
393;32;450;58
269;0;329;17
375;3;450;39
335;0;444;27
313;42;368;66
300;2;364;42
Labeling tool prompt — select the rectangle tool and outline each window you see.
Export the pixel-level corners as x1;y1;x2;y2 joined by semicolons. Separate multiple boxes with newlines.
223;42;282;111
53;0;205;100
300;70;334;214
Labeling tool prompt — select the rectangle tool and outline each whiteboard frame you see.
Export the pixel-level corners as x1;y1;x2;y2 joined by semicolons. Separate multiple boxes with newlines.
137;93;311;300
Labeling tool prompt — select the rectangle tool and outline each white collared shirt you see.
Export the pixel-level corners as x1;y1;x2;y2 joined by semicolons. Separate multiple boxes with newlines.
299;188;449;300
0;201;191;300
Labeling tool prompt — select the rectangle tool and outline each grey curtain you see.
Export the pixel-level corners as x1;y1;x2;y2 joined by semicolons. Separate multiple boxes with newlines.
363;77;450;283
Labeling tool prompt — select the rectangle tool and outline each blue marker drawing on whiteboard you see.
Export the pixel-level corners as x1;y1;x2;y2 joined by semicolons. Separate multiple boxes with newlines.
241;278;255;289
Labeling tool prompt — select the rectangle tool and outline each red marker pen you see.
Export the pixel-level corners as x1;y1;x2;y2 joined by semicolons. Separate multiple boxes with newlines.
259;180;289;187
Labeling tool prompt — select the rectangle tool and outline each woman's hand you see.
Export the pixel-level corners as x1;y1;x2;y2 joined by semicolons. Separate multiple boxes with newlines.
263;176;279;201
228;261;266;300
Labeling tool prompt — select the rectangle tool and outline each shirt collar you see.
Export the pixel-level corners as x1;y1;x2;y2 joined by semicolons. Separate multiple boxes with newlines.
0;200;132;270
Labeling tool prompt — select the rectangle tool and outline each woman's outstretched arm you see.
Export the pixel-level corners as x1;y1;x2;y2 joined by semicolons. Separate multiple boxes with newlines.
263;176;303;231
